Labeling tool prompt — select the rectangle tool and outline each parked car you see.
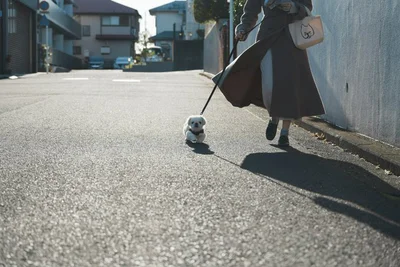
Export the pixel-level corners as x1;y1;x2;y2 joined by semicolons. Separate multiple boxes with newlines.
113;57;135;69
142;46;165;63
88;56;104;69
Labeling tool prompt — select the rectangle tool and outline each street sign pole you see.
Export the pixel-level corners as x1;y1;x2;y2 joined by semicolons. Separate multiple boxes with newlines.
39;1;50;74
46;25;49;74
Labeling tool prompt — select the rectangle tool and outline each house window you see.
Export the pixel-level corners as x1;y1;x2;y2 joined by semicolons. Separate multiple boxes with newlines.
102;16;119;26
8;0;17;34
101;46;111;55
82;25;91;36
101;15;129;26
73;46;81;55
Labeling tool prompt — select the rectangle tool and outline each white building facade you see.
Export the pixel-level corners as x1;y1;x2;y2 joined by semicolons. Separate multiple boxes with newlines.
73;0;141;68
149;0;205;60
184;0;205;40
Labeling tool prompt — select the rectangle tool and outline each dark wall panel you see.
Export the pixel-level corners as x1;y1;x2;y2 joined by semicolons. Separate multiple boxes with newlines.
6;0;31;74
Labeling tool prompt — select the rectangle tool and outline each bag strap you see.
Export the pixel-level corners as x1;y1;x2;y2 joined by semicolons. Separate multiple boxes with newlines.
304;6;312;16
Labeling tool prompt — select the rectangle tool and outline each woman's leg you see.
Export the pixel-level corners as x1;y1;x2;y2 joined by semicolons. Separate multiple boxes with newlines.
278;120;291;146
281;120;291;131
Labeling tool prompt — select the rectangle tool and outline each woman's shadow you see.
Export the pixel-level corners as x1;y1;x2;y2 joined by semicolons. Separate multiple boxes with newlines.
240;147;400;239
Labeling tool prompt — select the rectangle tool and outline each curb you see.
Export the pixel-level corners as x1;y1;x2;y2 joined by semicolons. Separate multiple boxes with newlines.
294;117;400;176
200;72;214;80
199;71;400;176
51;66;71;73
0;73;47;79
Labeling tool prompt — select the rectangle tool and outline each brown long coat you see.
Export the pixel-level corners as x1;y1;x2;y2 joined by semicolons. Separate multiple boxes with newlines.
212;0;325;119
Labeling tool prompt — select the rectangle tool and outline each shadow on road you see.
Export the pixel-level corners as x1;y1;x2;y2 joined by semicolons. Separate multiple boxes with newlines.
240;147;400;240
185;141;215;155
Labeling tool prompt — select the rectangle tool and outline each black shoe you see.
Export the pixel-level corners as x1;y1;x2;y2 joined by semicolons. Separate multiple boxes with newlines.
278;135;290;147
266;120;278;140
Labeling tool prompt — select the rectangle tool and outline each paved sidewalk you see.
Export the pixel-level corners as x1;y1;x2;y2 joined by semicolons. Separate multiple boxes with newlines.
200;71;400;177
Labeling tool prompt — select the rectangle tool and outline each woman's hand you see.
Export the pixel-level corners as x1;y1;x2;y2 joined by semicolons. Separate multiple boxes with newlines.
277;2;293;12
235;29;248;41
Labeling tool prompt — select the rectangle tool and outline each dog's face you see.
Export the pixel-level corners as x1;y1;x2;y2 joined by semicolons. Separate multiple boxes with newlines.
187;116;206;131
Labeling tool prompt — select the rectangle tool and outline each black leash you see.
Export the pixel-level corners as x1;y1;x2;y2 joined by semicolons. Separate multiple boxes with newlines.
200;18;266;116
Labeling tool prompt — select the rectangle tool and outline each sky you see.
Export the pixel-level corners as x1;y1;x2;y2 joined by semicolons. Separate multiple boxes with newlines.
112;0;176;36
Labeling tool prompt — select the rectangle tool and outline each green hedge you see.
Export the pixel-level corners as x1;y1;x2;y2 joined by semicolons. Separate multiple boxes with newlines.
193;0;246;26
193;0;229;23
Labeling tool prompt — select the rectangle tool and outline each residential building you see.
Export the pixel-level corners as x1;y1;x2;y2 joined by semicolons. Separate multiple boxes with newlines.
37;0;82;71
0;0;82;75
184;0;205;40
73;0;141;69
1;0;39;75
1;0;38;75
0;0;37;74
149;0;204;61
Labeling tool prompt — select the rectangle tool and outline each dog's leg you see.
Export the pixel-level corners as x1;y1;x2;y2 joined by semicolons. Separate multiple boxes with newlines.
197;133;206;143
186;132;197;143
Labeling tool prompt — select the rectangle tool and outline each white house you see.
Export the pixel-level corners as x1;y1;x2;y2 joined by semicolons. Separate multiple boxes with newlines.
184;0;205;40
149;0;204;61
73;0;141;68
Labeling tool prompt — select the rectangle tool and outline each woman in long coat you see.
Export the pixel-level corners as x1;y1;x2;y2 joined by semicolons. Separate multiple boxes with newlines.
212;0;325;146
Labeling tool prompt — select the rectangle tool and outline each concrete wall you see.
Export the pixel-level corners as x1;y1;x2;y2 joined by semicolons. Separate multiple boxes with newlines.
54;34;64;51
63;40;73;55
155;12;184;33
203;1;399;147
203;20;226;75
309;0;400;147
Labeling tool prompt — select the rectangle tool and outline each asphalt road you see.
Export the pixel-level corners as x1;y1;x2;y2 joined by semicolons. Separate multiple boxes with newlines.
0;70;399;267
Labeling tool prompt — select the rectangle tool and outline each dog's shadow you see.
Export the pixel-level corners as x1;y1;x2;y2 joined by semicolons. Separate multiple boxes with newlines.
185;141;215;155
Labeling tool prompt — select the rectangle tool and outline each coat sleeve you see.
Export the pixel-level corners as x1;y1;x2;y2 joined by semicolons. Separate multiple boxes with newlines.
235;0;263;34
292;0;313;20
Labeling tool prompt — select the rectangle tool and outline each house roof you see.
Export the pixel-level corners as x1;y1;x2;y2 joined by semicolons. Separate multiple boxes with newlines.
74;0;141;17
149;31;183;41
149;1;186;15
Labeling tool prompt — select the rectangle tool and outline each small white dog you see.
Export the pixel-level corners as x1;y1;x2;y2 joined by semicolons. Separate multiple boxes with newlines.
183;115;206;143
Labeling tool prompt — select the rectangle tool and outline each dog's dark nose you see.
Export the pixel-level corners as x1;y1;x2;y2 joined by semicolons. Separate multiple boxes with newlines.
194;123;199;127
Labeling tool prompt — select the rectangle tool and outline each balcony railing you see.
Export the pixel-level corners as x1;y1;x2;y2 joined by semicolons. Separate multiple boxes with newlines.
40;0;81;39
95;34;138;41
52;49;83;69
38;45;83;71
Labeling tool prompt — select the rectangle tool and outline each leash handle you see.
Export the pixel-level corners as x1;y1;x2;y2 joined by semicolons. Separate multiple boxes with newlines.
199;18;266;116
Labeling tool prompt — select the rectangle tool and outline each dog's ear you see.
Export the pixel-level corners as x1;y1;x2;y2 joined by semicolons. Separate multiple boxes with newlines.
187;117;192;126
201;116;206;125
